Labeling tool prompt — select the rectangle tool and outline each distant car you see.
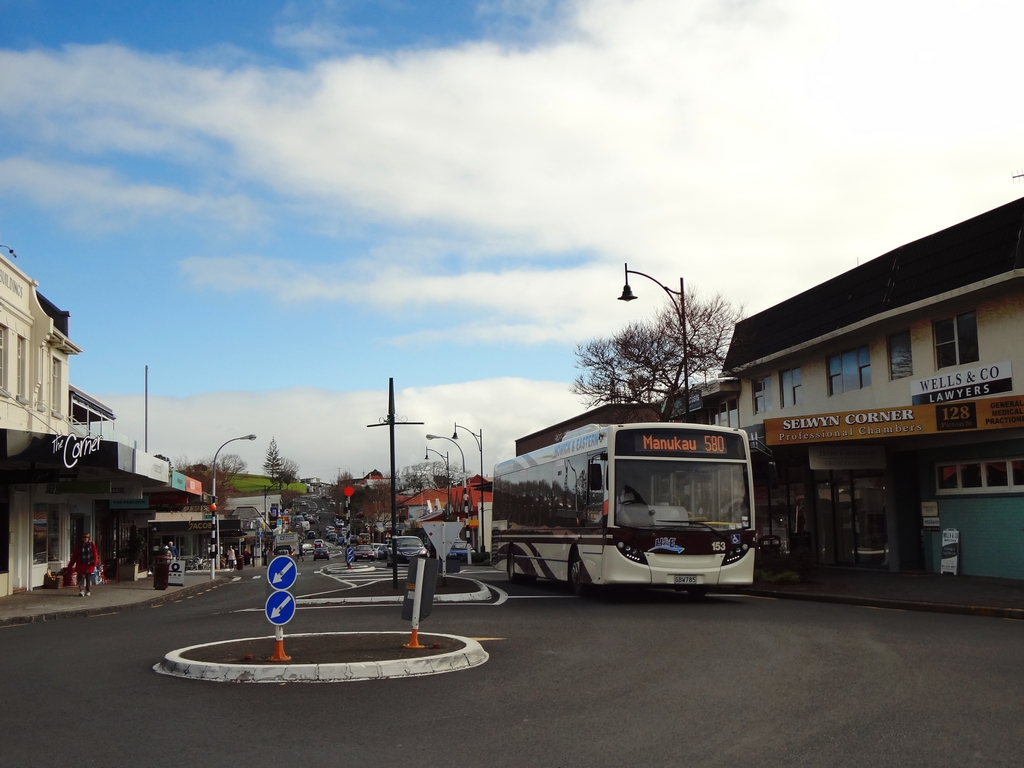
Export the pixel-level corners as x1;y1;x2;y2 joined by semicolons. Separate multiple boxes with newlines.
387;536;429;564
326;532;338;543
312;545;330;561
375;543;389;560
306;530;316;539
447;541;472;562
353;544;376;561
300;542;314;554
274;545;294;557
313;539;325;547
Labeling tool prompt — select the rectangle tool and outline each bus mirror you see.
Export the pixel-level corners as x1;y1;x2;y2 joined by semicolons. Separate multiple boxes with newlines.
767;461;780;489
588;468;603;492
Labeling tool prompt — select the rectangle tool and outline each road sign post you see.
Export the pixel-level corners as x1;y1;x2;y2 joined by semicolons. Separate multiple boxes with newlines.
265;554;297;661
402;556;438;649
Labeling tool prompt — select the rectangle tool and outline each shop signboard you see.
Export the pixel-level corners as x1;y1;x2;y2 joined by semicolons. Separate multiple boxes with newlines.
941;529;960;574
168;559;185;586
911;361;1012;405
808;446;886;471
921;501;940;530
765;392;1024;446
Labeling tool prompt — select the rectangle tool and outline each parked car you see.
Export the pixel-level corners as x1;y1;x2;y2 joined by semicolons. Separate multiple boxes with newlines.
386;536;429;564
353;544;376;561
312;545;330;561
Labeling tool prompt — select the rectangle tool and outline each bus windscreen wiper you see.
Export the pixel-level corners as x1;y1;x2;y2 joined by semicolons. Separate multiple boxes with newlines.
653;519;730;543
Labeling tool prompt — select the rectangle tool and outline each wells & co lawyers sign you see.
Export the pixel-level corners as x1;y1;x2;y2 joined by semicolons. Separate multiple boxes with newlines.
764;393;1024;446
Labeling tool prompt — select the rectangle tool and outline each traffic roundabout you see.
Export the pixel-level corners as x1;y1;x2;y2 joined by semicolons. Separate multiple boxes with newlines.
154;631;488;683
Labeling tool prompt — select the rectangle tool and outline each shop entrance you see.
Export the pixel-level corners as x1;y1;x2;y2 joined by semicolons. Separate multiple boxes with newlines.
815;471;887;566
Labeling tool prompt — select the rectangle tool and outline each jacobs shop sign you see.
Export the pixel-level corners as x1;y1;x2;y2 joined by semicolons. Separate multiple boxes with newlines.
911;361;1012;405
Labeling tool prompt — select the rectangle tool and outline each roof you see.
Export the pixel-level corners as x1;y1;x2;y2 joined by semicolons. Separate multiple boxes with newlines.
724;196;1024;370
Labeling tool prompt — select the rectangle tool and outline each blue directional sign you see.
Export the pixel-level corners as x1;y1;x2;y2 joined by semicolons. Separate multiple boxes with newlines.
267;555;298;591
346;546;354;564
265;591;296;625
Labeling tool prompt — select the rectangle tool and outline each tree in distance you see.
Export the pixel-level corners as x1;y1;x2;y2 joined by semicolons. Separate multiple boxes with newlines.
263;437;299;490
572;286;743;421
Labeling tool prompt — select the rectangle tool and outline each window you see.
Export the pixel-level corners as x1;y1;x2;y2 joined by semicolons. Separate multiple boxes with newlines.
828;345;871;396
715;399;738;428
753;377;772;414
16;336;25;398
934;311;978;369
50;357;62;414
888;330;913;379
780;367;802;407
936;458;1024;494
0;325;6;391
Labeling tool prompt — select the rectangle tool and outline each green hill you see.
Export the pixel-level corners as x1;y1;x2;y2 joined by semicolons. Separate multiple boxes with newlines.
230;474;307;494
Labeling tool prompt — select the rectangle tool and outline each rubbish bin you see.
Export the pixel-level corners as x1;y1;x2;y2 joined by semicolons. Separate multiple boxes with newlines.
153;554;172;590
236;553;244;571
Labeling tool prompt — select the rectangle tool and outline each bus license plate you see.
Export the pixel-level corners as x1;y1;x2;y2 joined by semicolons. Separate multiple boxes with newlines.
673;575;704;585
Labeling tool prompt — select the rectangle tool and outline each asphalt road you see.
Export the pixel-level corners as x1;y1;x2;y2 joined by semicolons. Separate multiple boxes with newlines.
2;560;1022;768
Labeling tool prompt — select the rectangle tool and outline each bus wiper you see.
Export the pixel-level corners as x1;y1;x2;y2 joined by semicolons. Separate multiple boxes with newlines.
670;519;730;543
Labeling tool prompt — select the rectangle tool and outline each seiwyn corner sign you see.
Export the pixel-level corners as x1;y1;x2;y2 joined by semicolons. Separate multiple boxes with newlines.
765;392;1024;446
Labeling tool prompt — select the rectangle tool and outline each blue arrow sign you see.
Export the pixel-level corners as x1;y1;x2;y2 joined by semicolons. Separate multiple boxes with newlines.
267;555;298;591
346;547;354;563
265;591;296;625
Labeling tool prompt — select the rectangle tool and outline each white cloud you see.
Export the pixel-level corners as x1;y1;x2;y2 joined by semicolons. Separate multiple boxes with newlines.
0;157;262;231
101;378;581;481
2;0;1024;316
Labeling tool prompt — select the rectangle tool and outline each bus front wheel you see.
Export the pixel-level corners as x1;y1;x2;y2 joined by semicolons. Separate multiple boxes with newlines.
568;553;589;597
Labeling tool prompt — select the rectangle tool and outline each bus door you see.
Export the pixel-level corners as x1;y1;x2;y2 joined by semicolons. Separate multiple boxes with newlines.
585;453;607;527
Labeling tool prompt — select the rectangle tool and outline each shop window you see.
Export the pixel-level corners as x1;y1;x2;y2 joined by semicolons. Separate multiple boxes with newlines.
32;505;47;565
888;330;913;380
753;377;771;414
934;311;978;369
780;367;802;407
828;345;871;396
936;458;1024;494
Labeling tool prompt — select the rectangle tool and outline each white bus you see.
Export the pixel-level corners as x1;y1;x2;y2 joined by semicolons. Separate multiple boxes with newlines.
492;423;755;597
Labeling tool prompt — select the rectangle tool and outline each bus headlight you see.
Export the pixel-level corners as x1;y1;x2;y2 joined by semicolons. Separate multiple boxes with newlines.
722;547;749;565
615;540;648;564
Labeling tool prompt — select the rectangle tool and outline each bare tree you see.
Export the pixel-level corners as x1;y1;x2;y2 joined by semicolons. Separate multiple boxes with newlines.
571;287;742;421
174;453;248;501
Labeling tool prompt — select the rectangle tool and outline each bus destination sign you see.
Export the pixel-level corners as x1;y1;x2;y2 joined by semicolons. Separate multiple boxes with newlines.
617;429;746;459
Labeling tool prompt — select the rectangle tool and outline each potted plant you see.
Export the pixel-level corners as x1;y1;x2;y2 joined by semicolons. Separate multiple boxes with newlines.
119;531;146;581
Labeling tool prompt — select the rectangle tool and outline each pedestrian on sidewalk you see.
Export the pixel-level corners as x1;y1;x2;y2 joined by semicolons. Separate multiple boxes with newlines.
226;545;237;570
67;532;100;597
166;539;178;559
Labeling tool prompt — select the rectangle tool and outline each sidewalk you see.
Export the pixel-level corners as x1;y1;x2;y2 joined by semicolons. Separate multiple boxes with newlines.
734;567;1024;619
0;570;239;627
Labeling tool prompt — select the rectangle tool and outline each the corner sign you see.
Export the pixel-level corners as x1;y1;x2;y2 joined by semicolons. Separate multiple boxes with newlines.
765;392;1024;446
911;361;1012;405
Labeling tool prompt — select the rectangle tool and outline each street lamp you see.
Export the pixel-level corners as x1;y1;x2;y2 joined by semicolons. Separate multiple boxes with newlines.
210;433;257;580
426;433;469;543
424;447;452;519
452;423;486;553
618;262;690;420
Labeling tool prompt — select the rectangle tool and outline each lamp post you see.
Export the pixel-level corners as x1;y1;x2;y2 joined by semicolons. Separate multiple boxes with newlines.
618;263;690;421
209;433;257;581
452;423;486;553
426;433;470;545
424;447;451;519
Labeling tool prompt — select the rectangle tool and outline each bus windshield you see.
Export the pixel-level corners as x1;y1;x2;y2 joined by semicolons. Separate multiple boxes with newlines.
613;459;750;530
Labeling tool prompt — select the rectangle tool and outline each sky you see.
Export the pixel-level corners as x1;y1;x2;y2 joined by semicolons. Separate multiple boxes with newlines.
2;0;1024;481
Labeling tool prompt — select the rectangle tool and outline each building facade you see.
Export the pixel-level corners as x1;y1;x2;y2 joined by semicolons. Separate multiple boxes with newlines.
0;252;170;596
725;197;1024;578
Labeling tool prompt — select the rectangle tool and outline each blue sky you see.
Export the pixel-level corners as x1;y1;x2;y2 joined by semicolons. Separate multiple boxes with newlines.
2;0;1024;478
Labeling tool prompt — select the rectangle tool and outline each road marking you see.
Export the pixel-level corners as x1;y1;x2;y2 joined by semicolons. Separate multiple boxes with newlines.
471;637;506;641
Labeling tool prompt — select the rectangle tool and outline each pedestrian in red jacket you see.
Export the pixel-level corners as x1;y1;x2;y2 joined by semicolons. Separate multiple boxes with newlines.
67;532;100;597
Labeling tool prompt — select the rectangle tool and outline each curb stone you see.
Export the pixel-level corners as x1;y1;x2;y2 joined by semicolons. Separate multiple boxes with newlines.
0;576;232;628
153;631;489;683
731;586;1024;620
